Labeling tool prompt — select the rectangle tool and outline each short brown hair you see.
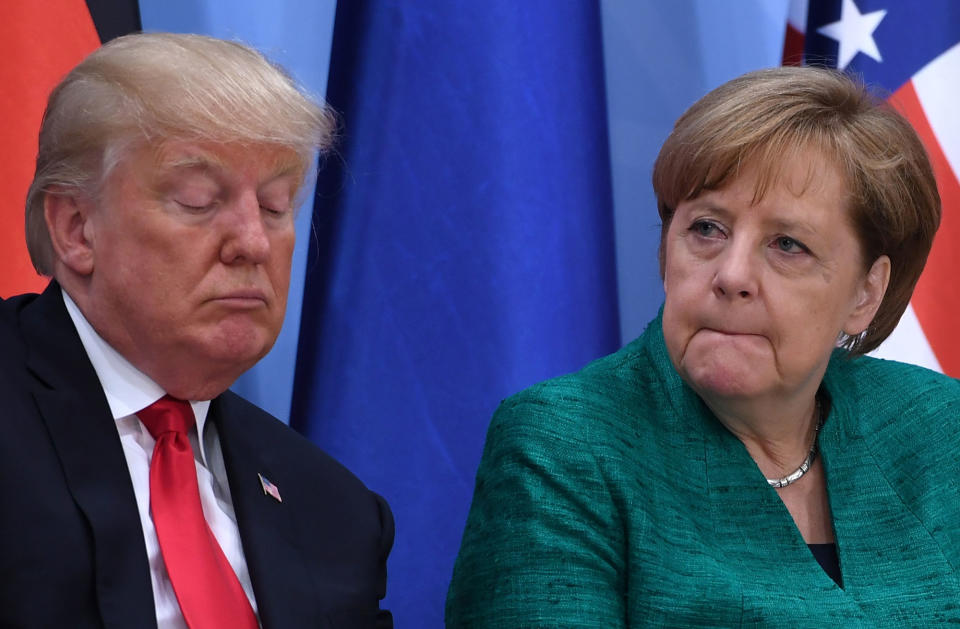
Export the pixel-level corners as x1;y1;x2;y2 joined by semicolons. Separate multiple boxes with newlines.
652;66;940;355
26;32;335;276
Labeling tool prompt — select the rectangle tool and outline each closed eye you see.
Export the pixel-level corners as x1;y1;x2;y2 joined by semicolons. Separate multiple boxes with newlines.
260;204;293;218
176;201;213;212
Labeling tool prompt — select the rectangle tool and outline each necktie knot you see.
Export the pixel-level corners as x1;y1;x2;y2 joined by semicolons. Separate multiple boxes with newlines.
137;395;194;439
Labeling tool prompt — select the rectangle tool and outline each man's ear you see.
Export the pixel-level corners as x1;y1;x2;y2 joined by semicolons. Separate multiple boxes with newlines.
44;188;96;276
843;254;891;336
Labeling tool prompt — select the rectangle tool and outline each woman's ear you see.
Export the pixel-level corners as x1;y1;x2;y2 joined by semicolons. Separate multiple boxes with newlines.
44;188;96;276
843;254;891;336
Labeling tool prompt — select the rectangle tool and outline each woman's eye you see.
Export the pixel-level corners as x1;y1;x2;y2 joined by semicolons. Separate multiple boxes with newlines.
774;236;807;254
690;220;722;238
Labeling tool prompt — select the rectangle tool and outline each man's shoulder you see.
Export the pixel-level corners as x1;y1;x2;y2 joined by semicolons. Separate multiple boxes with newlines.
0;292;45;369
0;285;72;352
213;391;378;497
0;291;39;333
0;291;39;311
213;390;394;587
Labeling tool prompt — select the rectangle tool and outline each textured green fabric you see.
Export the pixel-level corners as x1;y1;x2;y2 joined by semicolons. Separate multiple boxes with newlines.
446;313;960;627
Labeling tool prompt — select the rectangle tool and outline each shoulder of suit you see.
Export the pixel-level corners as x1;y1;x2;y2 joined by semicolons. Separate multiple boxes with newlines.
826;350;960;410
215;390;376;493
0;291;39;328
489;325;663;463
0;292;39;362
825;350;960;448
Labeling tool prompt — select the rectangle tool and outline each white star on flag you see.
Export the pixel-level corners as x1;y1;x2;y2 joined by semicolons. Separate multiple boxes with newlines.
816;0;887;69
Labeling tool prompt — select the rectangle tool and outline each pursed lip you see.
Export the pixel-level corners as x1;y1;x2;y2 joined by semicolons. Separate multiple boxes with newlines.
208;289;269;308
701;326;765;338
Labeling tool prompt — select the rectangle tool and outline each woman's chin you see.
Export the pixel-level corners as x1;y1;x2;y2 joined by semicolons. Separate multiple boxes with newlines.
679;353;771;401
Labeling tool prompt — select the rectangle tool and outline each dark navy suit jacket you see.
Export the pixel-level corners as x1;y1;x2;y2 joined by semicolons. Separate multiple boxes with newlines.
0;283;393;628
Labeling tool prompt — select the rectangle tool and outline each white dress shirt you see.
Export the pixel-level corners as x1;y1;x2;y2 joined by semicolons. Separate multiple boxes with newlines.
62;290;260;629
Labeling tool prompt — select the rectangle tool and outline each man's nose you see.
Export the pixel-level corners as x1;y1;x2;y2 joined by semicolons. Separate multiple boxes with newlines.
219;191;271;265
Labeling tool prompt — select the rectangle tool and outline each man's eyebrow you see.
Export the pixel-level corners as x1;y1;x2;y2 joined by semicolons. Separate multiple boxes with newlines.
157;151;303;181
158;154;224;172
266;155;306;181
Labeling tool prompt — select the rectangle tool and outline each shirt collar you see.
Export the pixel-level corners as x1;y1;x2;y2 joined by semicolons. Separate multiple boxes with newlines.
61;288;212;453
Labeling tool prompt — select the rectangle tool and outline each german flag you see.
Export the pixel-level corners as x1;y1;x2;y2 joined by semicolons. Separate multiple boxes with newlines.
0;0;140;298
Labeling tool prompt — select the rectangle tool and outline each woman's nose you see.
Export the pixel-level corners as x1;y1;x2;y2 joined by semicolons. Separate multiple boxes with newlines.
712;241;758;299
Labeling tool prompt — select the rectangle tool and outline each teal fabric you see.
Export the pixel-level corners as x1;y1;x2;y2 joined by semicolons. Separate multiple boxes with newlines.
446;313;960;626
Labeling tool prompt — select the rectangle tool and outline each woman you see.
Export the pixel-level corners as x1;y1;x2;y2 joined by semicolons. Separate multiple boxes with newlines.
446;67;958;625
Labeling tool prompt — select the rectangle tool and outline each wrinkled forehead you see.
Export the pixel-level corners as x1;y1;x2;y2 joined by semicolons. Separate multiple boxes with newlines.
148;140;307;181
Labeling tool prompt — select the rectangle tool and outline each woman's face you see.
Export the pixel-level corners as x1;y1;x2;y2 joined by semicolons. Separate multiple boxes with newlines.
661;151;888;406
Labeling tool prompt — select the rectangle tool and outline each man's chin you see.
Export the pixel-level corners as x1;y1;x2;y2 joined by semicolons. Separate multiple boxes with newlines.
200;326;278;368
210;342;273;367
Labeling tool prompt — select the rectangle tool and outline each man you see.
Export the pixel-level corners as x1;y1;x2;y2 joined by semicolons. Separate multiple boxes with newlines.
0;33;393;628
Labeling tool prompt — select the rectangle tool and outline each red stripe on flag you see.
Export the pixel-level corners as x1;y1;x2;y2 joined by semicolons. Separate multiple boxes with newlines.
0;1;100;298
782;24;805;66
890;80;960;376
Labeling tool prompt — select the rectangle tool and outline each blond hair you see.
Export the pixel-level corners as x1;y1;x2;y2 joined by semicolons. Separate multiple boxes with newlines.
652;66;940;354
26;32;335;275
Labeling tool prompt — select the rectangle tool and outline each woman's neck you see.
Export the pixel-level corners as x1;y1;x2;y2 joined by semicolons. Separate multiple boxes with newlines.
699;386;835;544
702;388;822;480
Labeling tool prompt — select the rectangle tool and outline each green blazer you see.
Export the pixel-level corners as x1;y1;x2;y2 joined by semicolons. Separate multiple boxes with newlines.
447;314;960;626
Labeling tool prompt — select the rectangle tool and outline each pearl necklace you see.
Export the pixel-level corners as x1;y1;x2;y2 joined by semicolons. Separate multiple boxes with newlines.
766;398;823;489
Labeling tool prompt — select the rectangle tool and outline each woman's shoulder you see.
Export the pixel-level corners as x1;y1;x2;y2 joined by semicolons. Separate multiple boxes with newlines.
828;351;960;409
493;325;672;446
449;337;657;628
826;351;960;443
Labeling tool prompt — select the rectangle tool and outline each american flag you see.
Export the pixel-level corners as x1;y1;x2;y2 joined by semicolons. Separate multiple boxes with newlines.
785;0;960;376
258;473;282;503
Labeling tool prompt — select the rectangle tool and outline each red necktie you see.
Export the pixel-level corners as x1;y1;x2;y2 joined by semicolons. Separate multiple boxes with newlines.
137;395;258;629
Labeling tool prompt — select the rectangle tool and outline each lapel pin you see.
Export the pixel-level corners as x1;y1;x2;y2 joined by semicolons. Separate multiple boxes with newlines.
258;473;282;503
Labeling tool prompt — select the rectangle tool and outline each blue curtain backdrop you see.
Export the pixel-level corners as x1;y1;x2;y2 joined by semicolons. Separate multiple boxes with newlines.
290;1;621;624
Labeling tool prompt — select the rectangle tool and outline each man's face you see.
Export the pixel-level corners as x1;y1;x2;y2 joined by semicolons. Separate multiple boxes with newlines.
81;141;301;399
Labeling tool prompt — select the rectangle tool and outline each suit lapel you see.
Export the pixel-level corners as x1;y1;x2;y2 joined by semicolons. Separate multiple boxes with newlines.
212;394;323;629
24;284;157;629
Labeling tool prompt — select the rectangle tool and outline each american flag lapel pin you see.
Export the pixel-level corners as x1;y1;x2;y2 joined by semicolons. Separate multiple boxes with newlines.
258;473;282;503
